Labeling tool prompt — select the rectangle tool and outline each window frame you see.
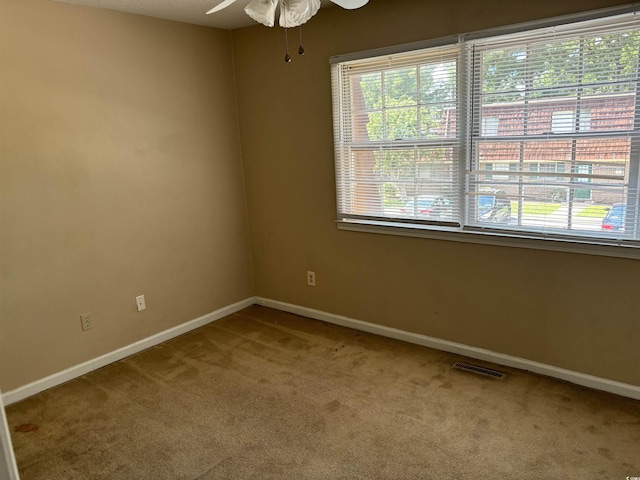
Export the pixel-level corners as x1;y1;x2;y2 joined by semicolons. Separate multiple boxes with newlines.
331;5;640;260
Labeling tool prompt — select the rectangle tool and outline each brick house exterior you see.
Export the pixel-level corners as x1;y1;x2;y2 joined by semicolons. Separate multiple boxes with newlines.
472;93;634;204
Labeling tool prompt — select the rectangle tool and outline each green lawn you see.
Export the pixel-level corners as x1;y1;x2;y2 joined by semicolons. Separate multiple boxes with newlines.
577;205;610;218
511;202;562;216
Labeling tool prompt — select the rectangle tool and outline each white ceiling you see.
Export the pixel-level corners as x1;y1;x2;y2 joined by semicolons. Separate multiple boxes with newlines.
54;0;335;30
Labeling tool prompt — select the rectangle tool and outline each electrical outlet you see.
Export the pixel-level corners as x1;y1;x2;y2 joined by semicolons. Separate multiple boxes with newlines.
307;271;316;287
80;313;93;331
136;295;146;312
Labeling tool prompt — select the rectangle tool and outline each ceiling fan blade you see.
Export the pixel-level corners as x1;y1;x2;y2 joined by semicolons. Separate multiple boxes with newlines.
330;0;369;9
206;0;239;15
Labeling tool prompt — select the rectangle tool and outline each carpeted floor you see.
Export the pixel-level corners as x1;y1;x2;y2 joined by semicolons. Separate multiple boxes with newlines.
5;306;640;479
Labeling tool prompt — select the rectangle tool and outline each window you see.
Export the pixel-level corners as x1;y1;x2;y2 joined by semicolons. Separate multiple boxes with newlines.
552;111;575;133
332;44;459;224
485;162;517;180
551;110;592;133
332;9;640;255
579;109;591;132
529;162;565;181
482;117;499;136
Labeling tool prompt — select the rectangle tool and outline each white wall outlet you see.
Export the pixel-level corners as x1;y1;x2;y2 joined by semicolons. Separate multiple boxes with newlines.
136;295;146;312
80;313;93;331
307;271;316;287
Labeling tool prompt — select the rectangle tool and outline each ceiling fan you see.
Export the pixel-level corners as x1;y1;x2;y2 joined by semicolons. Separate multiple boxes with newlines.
207;0;369;29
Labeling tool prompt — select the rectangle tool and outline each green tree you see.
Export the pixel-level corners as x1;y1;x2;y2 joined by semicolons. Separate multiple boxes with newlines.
352;27;639;207
481;30;640;101
356;61;457;204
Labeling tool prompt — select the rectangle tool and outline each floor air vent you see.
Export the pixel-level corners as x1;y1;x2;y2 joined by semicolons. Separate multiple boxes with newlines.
452;362;505;379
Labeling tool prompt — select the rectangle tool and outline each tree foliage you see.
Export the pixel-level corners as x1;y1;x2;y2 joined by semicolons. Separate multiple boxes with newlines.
353;28;640;206
356;61;457;203
481;30;640;102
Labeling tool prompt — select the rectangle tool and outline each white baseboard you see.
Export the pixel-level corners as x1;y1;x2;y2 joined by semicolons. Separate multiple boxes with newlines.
256;297;640;401
2;297;257;406
4;295;639;405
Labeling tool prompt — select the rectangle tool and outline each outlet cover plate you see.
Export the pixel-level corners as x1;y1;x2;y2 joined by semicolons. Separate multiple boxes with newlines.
136;295;146;312
307;271;316;287
80;313;93;331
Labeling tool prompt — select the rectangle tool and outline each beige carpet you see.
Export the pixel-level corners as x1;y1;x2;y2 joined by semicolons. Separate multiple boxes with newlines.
5;306;640;479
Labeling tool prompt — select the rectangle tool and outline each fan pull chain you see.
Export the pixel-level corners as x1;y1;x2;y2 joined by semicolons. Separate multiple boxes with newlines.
298;26;304;55
283;0;291;62
284;28;291;62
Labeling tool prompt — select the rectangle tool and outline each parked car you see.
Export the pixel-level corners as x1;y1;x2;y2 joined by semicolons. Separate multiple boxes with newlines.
399;195;453;220
602;203;626;231
477;189;511;223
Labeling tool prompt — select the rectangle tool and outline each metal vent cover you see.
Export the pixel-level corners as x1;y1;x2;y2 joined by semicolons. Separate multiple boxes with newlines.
452;361;506;379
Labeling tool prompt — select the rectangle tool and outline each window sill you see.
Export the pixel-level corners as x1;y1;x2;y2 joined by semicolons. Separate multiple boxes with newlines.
337;219;640;260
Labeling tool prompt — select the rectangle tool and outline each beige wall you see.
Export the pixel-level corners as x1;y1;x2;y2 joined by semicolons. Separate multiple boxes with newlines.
233;0;640;386
0;0;253;391
1;0;638;394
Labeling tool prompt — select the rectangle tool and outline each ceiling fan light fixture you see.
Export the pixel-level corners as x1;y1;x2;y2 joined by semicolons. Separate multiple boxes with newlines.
279;0;321;28
244;0;279;27
209;0;369;27
208;0;369;61
329;0;369;9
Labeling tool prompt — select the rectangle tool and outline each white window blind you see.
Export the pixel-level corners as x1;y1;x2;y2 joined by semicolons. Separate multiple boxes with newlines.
332;9;640;252
467;12;640;245
332;45;461;226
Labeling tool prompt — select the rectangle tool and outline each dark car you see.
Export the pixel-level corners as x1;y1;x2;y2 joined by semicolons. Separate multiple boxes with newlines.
477;190;511;223
602;203;626;231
